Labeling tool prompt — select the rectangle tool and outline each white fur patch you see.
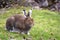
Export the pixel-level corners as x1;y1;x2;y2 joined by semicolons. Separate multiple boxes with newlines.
10;27;20;33
29;9;32;17
27;32;30;35
22;10;26;17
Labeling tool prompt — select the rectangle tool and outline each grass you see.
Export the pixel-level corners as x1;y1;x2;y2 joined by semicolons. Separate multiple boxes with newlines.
0;7;60;40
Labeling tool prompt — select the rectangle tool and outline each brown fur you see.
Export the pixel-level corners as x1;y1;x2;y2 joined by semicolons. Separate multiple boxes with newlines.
6;14;34;34
6;16;15;31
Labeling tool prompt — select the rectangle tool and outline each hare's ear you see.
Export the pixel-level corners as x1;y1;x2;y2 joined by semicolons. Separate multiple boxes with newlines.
27;9;32;17
22;9;27;17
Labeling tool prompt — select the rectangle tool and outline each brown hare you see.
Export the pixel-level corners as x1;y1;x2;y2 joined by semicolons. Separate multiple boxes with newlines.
6;9;34;35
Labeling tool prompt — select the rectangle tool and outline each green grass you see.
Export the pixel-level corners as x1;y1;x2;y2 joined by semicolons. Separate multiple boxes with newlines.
0;7;60;40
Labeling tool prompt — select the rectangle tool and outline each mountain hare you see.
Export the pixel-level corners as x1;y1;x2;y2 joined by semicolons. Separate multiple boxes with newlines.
6;9;34;35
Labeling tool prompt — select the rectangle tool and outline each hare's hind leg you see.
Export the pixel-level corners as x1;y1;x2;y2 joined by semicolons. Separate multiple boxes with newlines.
6;21;14;32
6;24;13;32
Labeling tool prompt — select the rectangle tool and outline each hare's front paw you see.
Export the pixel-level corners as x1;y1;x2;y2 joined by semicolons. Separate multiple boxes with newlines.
27;32;30;35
